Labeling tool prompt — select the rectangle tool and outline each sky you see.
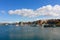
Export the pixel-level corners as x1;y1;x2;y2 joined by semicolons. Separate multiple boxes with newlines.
0;0;60;22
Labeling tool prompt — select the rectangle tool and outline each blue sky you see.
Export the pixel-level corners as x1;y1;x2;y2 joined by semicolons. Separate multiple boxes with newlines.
0;0;60;22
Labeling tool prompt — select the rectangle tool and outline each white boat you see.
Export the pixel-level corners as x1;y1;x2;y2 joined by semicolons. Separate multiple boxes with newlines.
16;24;19;26
5;24;8;25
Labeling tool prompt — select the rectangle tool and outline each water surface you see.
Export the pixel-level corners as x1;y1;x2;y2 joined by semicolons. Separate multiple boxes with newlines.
0;25;60;40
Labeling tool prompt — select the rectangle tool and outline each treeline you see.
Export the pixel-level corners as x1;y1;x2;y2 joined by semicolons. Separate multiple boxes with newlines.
19;19;60;26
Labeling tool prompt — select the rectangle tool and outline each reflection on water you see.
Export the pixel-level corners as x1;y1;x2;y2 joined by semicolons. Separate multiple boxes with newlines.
0;25;60;40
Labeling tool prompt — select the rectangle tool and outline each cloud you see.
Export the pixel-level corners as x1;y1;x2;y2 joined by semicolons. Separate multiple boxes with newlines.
8;5;60;19
8;9;38;17
36;5;60;16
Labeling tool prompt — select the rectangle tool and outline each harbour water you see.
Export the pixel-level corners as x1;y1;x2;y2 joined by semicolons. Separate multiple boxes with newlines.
0;25;60;40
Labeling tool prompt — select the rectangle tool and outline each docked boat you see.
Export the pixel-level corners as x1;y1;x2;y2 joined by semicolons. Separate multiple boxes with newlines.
16;24;19;26
43;24;56;28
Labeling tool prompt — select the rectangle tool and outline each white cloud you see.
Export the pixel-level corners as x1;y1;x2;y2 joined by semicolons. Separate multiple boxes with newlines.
8;9;38;17
36;5;60;16
8;5;60;19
